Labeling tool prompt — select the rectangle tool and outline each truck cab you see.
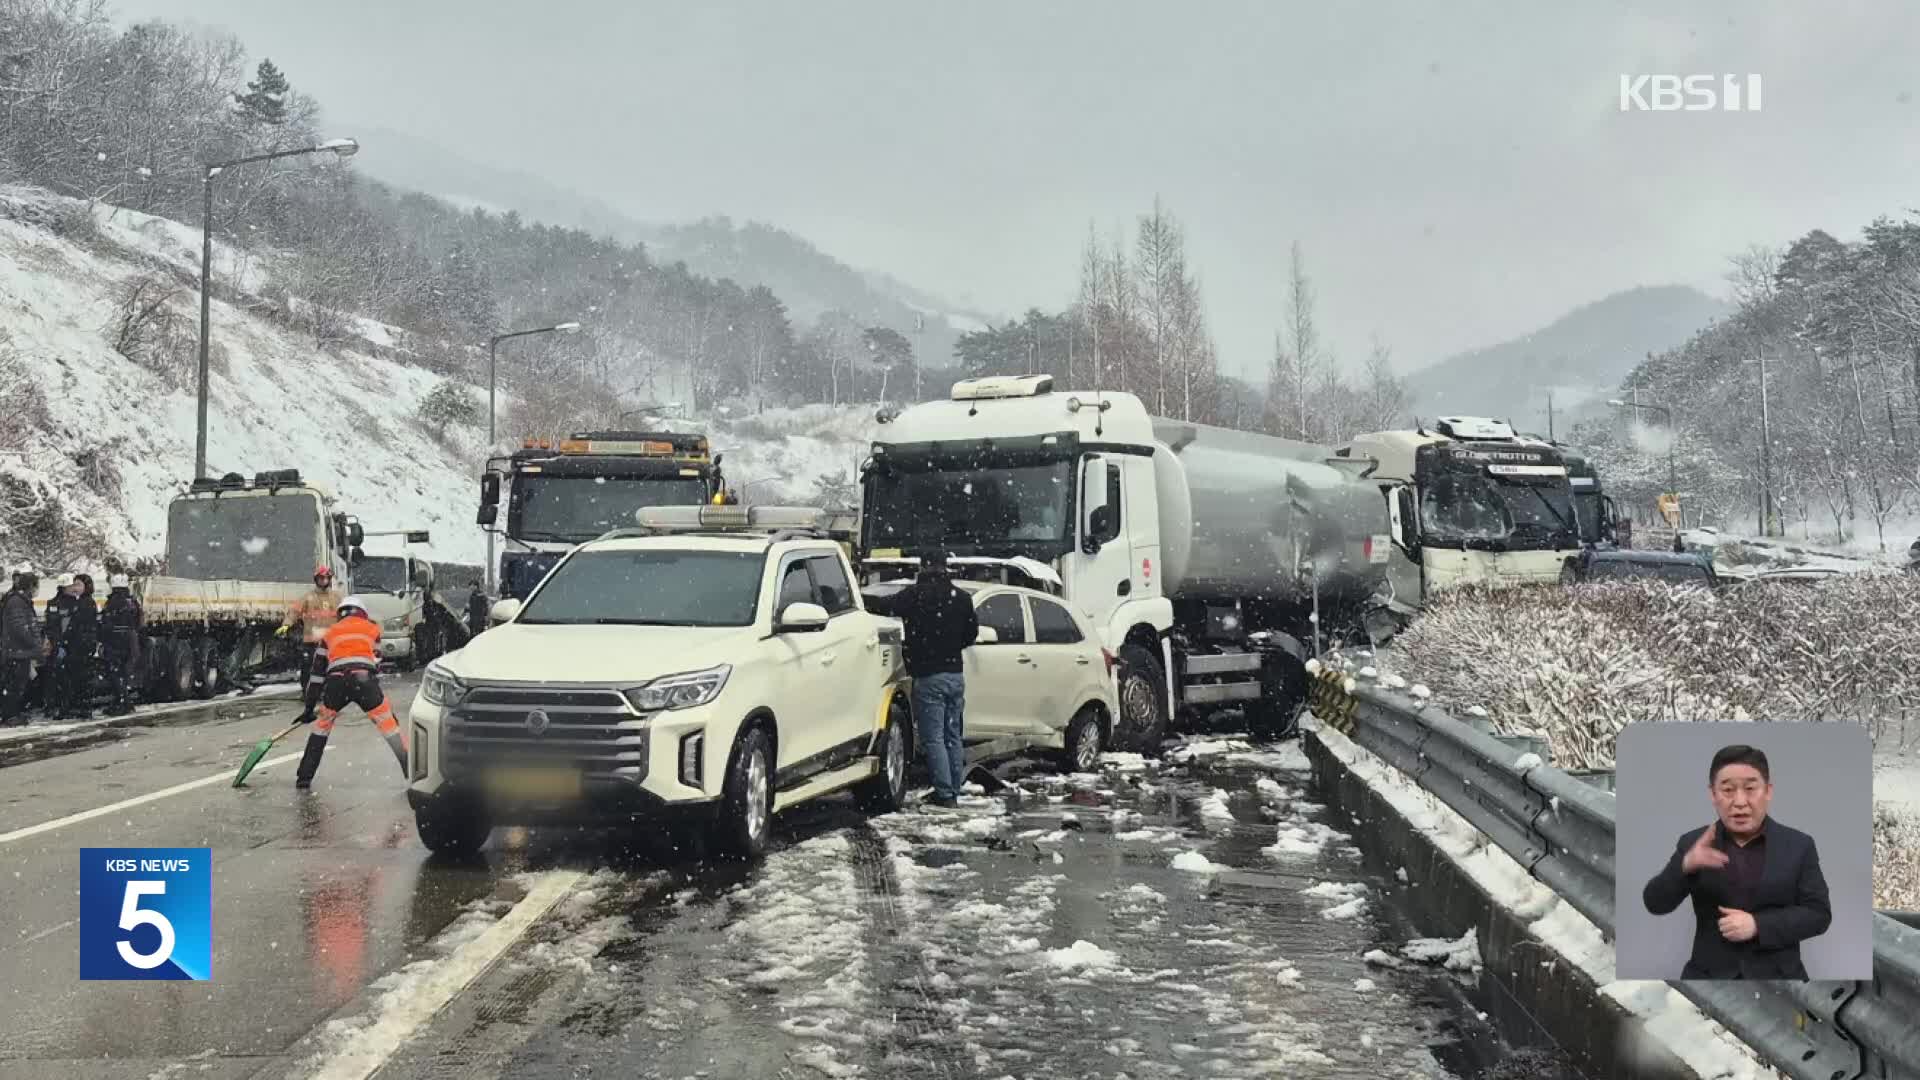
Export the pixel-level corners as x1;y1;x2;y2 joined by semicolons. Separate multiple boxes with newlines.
1561;450;1630;549
349;551;440;668
472;431;731;627
1340;417;1583;597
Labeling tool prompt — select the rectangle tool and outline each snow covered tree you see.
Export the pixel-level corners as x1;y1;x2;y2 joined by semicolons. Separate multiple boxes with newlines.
234;59;289;125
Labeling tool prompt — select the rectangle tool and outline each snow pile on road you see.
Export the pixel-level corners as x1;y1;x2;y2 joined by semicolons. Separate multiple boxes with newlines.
1381;580;1920;767
1400;930;1483;972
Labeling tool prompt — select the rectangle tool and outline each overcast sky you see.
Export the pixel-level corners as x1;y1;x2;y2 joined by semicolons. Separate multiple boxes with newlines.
107;0;1920;378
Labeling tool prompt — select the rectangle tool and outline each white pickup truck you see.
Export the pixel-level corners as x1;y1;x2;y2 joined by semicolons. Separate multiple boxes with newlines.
405;506;912;857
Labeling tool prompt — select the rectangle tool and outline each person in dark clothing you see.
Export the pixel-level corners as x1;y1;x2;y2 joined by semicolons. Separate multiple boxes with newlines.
57;574;99;720
1642;744;1832;980
99;574;143;716
38;575;79;716
865;552;980;807
2;571;45;725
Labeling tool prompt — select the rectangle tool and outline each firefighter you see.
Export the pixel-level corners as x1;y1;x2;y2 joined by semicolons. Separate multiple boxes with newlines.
293;596;408;789
100;574;143;716
277;565;342;724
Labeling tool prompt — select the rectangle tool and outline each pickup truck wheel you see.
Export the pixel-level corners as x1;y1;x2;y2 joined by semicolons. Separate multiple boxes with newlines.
716;726;773;858
855;696;910;814
415;800;491;857
1116;643;1168;752
1061;706;1104;773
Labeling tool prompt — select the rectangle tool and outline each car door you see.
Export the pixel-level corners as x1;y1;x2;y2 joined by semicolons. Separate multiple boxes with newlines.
765;552;836;775
800;552;881;760
1026;596;1098;737
963;591;1041;738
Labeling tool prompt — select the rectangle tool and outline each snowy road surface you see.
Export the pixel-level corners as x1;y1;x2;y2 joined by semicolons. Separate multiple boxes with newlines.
0;693;1567;1079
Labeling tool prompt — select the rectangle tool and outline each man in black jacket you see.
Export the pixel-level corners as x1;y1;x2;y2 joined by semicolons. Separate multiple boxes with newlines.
866;552;979;807
100;574;143;716
1642;744;1832;980
38;574;79;716
2;570;44;725
56;574;99;720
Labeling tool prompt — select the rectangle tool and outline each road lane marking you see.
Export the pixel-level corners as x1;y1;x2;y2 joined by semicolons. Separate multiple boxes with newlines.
302;870;585;1080
0;751;303;845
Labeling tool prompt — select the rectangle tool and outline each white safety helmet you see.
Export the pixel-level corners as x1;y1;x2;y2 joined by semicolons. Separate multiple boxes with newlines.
55;573;76;588
109;574;131;589
337;595;370;619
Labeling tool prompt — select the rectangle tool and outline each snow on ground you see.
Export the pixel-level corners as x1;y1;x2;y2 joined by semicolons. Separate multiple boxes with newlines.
0;186;882;570
1309;716;1775;1080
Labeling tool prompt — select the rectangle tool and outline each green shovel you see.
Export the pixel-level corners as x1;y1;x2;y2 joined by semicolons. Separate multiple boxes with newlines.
233;715;307;787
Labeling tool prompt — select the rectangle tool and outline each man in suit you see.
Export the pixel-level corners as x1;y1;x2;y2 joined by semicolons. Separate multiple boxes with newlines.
1642;744;1832;980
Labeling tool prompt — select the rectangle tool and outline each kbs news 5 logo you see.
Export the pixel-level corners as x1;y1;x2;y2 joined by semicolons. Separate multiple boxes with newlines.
80;848;212;980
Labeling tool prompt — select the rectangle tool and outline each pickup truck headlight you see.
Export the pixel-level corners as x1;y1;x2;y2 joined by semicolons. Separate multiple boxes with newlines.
625;665;731;712
419;663;466;706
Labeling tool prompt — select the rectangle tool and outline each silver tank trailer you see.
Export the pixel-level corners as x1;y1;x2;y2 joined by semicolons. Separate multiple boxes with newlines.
1149;418;1388;608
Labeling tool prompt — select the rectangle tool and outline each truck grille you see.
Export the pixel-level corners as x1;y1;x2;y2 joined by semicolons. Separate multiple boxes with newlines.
443;684;649;781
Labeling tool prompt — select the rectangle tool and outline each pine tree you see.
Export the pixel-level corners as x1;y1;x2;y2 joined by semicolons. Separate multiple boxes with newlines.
235;59;289;125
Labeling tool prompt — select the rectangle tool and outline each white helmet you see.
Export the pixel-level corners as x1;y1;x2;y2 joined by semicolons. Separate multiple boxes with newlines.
108;574;131;589
55;573;76;588
337;595;370;619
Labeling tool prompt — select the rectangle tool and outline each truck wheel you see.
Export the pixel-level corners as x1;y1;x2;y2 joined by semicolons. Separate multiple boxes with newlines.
1116;643;1168;752
715;726;774;859
166;641;196;702
1248;654;1307;742
1060;706;1105;774
415;800;491;856
855;695;910;814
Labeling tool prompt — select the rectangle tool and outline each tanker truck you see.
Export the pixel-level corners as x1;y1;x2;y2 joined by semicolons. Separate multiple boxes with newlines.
858;375;1393;745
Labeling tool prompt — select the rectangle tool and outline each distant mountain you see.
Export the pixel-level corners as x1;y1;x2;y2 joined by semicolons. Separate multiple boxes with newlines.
1405;285;1730;434
348;125;995;369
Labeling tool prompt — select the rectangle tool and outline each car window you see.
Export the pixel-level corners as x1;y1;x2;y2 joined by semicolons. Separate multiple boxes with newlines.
807;554;854;615
776;559;815;612
976;593;1027;644
1030;598;1083;644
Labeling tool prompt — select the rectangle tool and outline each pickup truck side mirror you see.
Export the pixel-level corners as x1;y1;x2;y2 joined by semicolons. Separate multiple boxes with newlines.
973;626;999;645
776;602;830;633
488;598;523;623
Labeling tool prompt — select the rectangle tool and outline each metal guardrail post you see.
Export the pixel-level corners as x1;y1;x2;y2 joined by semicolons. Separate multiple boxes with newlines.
1314;673;1920;1080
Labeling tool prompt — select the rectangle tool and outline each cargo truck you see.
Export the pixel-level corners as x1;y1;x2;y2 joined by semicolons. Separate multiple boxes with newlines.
858;375;1393;745
138;469;363;699
469;431;732;632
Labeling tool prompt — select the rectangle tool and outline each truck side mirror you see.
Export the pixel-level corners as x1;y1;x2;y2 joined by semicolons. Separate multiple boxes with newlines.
1390;487;1420;552
347;522;364;547
479;473;500;508
476;504;498;527
350;547;365;567
413;561;435;588
1080;455;1109;554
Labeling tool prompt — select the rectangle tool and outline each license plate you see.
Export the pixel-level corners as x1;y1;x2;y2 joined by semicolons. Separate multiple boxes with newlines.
485;767;581;801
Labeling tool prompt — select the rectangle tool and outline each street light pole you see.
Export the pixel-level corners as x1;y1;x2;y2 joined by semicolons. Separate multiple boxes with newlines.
194;138;360;479
482;320;583;595
1608;396;1679;538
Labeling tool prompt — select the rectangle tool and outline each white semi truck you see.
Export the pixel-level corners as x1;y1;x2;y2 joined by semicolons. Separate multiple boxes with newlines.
1337;417;1584;607
859;375;1393;745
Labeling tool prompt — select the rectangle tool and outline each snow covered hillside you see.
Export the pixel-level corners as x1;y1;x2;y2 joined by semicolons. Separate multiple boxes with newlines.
0;186;879;571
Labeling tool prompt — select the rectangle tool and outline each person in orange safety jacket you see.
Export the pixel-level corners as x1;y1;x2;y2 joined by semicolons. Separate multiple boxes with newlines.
277;565;342;723
293;596;408;789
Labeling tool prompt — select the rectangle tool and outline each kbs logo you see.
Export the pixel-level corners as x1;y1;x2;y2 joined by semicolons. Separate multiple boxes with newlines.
80;847;212;980
1619;74;1762;112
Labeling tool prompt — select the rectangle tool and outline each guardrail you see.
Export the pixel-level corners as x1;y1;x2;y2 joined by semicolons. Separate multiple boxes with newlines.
1305;667;1920;1080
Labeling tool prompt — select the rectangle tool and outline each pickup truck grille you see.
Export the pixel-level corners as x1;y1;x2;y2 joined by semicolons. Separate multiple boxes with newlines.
442;684;649;781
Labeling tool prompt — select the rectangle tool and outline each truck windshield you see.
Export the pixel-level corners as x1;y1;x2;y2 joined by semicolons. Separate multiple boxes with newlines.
165;493;319;582
865;461;1072;552
510;475;709;542
353;556;408;595
518;549;764;626
1420;474;1576;547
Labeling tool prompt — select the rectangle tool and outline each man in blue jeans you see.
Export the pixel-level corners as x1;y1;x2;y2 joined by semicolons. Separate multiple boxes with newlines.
867;551;979;807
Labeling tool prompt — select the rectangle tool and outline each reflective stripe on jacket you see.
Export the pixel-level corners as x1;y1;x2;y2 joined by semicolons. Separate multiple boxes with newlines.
287;588;343;645
322;613;381;672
